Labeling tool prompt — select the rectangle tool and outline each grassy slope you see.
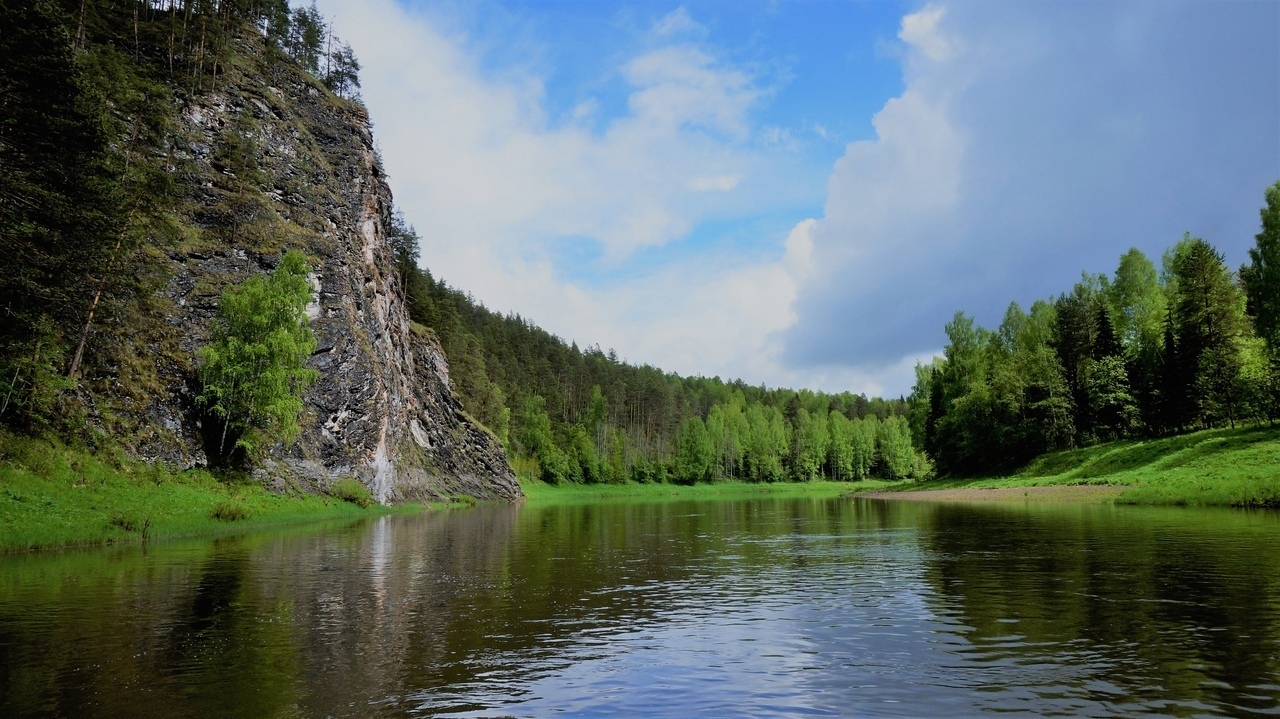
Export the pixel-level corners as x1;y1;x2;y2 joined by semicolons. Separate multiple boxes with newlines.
870;424;1280;508
523;425;1280;509
0;432;427;553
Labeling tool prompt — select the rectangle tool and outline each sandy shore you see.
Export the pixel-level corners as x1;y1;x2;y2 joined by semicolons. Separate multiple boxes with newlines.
854;484;1128;503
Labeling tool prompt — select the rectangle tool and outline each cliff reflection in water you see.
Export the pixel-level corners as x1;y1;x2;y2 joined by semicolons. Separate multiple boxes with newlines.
0;498;1277;717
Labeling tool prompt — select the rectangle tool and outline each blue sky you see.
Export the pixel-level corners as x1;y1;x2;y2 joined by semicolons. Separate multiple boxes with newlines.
319;0;1280;397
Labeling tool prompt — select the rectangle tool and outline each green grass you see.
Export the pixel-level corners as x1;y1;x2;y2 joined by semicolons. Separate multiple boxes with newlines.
861;424;1280;508
519;477;898;503
0;431;430;553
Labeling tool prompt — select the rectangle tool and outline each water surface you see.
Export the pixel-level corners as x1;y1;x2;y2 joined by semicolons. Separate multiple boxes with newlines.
1;496;1278;717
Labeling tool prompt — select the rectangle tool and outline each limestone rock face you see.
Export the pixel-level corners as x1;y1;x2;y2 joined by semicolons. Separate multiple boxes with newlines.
125;35;519;503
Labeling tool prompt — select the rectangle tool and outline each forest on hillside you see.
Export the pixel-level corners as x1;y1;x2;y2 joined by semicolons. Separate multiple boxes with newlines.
388;182;1280;486
910;184;1280;476
387;215;914;485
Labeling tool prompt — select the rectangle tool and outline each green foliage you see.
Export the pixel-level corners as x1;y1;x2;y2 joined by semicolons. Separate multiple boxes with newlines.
1241;181;1280;348
914;190;1278;478
792;409;829;481
0;318;77;433
1084;355;1139;441
197;251;319;461
849;416;878;480
287;1;325;73
394;245;910;486
329;478;373;508
211;500;250;522
674;416;713;484
1167;235;1249;428
826;411;856;480
876;416;916;480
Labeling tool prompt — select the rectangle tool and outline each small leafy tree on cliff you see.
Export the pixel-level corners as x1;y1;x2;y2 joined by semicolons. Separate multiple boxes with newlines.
198;251;319;462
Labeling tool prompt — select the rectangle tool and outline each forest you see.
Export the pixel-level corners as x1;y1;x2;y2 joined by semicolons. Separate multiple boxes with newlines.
387;214;916;485
910;185;1280;475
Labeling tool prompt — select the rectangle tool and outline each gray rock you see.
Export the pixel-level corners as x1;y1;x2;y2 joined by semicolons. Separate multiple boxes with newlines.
113;37;520;504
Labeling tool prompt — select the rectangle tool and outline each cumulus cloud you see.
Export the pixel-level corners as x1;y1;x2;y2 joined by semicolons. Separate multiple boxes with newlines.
897;4;952;63
317;0;1277;399
316;0;822;388
784;0;1280;380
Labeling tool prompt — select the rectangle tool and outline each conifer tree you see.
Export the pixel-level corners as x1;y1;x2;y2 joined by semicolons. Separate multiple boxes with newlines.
1241;181;1280;349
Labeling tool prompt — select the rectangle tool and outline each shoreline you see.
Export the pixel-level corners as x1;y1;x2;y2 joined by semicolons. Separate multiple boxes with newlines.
519;478;893;503
855;484;1129;503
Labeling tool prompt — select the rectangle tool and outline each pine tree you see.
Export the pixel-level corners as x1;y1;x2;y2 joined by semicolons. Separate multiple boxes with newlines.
1241;181;1280;349
1168;236;1246;428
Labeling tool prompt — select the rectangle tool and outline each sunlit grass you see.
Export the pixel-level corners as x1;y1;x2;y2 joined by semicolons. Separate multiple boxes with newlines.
0;431;425;553
864;424;1280;507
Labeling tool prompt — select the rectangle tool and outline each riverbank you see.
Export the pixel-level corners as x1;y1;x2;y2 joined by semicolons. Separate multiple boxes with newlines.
521;424;1280;508
859;485;1128;503
0;432;431;553
859;424;1280;508
519;477;897;503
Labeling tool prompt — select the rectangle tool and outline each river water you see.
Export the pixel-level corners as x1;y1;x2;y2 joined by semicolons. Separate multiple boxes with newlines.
0;495;1277;717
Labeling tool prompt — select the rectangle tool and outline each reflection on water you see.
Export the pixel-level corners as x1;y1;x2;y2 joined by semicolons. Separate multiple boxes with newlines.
0;498;1278;717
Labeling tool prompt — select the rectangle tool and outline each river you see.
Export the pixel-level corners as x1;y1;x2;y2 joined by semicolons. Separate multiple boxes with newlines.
0;495;1277;717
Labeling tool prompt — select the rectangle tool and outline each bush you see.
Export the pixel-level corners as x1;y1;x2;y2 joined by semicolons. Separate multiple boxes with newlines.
330;477;374;507
211;500;249;522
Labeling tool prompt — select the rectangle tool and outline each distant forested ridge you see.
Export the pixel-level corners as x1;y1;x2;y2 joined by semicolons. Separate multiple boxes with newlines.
911;181;1280;476
385;215;919;485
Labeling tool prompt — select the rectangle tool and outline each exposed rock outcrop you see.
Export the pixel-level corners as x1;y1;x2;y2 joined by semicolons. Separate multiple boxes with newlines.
117;34;519;503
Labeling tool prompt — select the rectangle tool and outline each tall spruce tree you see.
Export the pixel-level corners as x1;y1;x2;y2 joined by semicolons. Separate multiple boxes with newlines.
1241;181;1280;349
1167;236;1246;428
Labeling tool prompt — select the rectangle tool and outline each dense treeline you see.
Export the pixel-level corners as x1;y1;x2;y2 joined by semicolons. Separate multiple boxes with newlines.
0;1;359;436
911;182;1280;475
387;215;919;485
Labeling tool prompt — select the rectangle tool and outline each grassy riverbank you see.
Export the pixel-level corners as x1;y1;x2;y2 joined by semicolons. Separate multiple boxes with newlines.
865;424;1280;508
522;424;1280;508
0;432;426;553
519;477;897;502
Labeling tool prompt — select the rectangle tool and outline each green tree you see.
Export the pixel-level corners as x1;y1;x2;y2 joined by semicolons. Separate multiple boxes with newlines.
1109;249;1166;356
827;411;856;480
1241;181;1280;349
674;416;713;484
198;251;319;462
1085;355;1139;441
791;408;829;481
1167;235;1247;428
876;416;916;479
850;416;878;480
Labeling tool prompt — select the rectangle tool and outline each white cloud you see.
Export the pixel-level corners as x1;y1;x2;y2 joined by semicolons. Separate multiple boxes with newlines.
897;4;952;63
652;7;704;38
317;0;832;390
623;46;758;138
784;0;1279;386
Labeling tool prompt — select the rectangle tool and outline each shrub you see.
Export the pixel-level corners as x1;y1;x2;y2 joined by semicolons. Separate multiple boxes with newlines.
330;477;374;508
211;500;249;522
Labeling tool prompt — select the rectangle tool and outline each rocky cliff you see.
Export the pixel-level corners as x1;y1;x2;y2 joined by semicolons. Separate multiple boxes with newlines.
107;31;519;503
